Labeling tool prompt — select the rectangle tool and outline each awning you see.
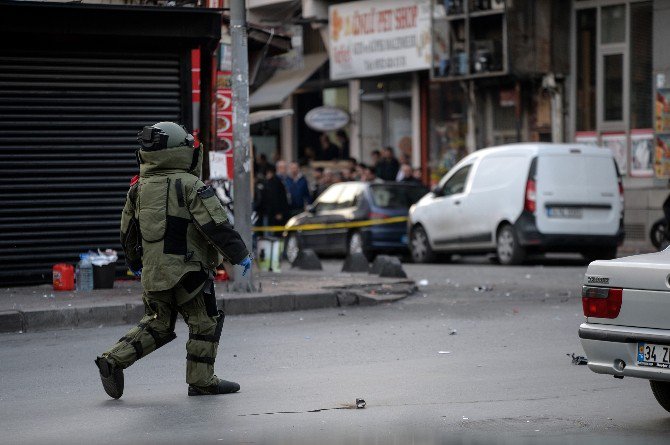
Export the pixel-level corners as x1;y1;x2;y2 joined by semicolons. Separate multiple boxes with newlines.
249;109;294;125
249;52;328;108
0;0;221;45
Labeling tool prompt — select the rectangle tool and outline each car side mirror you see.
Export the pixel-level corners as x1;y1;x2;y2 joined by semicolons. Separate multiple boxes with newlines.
432;186;443;197
307;204;317;214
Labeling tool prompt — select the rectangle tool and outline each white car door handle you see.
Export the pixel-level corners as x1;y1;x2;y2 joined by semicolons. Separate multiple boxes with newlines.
454;200;461;205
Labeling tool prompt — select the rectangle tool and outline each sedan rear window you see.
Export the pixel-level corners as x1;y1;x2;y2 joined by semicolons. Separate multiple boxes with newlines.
370;184;428;209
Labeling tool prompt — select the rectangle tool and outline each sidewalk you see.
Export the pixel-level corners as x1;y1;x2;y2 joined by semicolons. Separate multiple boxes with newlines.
0;260;417;334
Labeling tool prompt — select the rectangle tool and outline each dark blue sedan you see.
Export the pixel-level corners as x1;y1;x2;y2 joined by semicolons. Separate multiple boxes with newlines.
284;181;428;262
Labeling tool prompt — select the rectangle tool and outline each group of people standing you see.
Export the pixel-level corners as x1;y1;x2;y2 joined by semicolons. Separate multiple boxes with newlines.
253;144;424;229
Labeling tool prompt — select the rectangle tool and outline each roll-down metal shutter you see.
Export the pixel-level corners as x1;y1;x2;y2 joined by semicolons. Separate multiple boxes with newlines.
0;51;187;285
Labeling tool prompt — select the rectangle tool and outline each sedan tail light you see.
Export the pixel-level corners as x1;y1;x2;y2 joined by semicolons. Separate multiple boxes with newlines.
368;212;388;220
582;286;623;319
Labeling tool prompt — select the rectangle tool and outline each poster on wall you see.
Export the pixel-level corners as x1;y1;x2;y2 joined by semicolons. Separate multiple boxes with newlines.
209;150;234;180
575;132;598;148
656;89;670;133
601;133;627;175
655;134;670;178
328;0;431;80
630;130;654;177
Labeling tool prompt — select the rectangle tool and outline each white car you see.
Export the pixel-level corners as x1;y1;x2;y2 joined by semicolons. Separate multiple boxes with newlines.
579;248;670;412
408;143;624;264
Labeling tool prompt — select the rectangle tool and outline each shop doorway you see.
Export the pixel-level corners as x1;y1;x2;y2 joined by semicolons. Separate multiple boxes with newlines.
360;76;413;164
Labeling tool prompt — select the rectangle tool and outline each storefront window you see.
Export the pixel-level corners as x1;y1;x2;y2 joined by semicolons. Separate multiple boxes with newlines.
603;53;624;121
630;1;652;129
428;82;467;183
601;5;626;44
574;1;653;178
576;8;596;132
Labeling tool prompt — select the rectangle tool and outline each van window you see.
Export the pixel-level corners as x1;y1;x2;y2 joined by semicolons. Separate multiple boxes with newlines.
471;156;526;191
439;165;471;196
538;155;616;189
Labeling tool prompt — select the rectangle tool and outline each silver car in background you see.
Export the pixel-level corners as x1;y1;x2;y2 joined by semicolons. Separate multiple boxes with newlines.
579;248;670;413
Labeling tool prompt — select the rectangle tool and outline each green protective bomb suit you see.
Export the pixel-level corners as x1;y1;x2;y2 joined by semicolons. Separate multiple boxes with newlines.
95;122;250;399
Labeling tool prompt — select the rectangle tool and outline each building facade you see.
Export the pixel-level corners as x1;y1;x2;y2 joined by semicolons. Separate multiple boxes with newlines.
569;0;658;247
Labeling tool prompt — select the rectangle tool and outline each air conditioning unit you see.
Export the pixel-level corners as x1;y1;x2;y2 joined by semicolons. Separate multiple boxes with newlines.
491;0;505;10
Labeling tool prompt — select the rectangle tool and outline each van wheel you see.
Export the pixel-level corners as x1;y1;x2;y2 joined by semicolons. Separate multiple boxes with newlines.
410;225;434;263
650;380;670;413
496;225;525;265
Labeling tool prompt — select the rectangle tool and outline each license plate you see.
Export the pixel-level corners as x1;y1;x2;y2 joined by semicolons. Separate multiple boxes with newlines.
547;207;583;219
638;342;670;368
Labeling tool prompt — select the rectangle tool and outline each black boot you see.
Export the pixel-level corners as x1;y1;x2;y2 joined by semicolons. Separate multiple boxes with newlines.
188;377;240;396
95;356;124;399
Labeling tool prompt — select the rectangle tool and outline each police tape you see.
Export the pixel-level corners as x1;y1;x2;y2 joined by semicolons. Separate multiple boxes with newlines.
251;216;409;233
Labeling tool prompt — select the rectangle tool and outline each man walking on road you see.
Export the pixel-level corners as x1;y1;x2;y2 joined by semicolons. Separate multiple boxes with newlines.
95;122;251;399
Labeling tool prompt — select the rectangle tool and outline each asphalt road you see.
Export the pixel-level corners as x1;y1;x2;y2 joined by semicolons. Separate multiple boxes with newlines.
1;258;670;445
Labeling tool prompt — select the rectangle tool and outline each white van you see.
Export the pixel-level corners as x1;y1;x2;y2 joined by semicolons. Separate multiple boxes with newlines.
408;143;624;265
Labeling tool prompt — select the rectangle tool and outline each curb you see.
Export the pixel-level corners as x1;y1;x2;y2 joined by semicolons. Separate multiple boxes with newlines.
0;281;416;334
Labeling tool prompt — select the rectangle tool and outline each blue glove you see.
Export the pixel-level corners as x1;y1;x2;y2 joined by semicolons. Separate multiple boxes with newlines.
239;257;252;276
131;268;142;277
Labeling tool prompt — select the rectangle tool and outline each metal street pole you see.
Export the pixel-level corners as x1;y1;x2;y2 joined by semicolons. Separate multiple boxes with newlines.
231;0;255;292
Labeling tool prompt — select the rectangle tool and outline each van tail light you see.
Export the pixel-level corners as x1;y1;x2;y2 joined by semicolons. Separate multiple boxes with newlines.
524;179;536;213
368;212;388;220
582;286;622;319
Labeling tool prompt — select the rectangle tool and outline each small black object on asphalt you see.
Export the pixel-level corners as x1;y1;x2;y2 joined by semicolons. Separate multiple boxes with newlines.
568;353;588;365
292;249;323;270
356;398;366;409
342;253;370;273
370;255;393;275
473;285;493;292
378;257;407;278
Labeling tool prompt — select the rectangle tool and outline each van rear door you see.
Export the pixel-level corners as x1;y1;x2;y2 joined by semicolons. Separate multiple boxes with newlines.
535;150;620;235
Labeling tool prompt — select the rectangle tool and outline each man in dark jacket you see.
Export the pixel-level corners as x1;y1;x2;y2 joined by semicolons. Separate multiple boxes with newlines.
284;161;312;217
376;146;400;181
257;164;290;227
95;122;251;399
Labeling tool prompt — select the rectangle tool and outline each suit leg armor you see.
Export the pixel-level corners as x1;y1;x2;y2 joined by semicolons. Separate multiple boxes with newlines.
100;291;177;370
180;282;223;387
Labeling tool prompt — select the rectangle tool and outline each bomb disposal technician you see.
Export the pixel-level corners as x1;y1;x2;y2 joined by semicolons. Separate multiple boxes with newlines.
95;122;251;399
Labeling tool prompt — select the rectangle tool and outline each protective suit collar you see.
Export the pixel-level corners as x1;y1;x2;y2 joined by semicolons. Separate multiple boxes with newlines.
139;145;203;178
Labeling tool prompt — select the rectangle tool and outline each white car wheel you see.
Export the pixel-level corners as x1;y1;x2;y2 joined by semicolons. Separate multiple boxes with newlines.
285;234;300;264
651;380;670;413
410;225;433;263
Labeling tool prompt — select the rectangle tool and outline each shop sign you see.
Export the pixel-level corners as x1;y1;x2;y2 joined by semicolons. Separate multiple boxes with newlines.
215;70;233;152
328;0;431;80
305;106;350;132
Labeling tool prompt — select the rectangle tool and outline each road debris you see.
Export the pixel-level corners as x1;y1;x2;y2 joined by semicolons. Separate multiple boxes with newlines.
449;329;458;335
438;351;451;354
473;285;492;292
356;398;366;409
568;353;588;365
418;279;429;286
